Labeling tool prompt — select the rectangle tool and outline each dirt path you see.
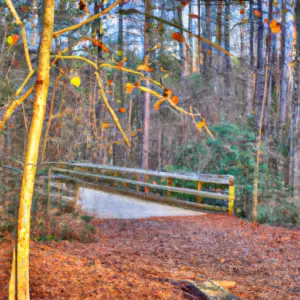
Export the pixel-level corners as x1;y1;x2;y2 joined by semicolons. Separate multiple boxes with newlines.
1;215;299;299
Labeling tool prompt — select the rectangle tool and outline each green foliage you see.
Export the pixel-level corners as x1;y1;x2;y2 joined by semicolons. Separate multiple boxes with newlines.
173;122;289;217
258;202;300;226
80;215;94;223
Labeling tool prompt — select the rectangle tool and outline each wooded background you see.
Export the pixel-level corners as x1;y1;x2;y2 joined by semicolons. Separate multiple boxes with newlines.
0;0;299;223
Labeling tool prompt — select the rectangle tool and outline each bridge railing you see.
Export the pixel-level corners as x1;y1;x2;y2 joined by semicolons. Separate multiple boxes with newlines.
42;162;235;215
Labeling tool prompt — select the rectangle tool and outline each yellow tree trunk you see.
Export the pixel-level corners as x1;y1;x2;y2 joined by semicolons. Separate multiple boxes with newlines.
10;1;55;299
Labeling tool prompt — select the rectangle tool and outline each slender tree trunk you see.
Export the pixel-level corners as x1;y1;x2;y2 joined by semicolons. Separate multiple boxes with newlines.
9;1;54;299
216;2;222;46
264;0;275;139
142;0;151;170
197;0;202;71
224;0;230;72
255;0;265;128
177;5;185;74
289;1;300;197
279;0;288;135
184;0;192;76
205;0;212;68
253;23;271;223
247;0;255;115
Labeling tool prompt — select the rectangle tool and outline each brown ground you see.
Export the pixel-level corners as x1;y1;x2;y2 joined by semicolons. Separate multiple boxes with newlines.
0;214;299;299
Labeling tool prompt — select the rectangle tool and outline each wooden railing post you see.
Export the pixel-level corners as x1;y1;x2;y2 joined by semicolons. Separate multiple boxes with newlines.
113;171;118;187
47;167;52;235
228;177;235;215
167;177;173;196
56;180;61;209
196;181;202;203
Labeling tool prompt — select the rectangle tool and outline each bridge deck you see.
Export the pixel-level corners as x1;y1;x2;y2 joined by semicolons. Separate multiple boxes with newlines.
77;187;206;219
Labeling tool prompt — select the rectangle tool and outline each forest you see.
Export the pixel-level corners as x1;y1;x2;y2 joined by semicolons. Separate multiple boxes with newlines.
0;0;299;299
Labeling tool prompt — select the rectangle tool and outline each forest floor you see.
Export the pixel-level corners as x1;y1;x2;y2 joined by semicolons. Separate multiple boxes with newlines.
0;214;299;299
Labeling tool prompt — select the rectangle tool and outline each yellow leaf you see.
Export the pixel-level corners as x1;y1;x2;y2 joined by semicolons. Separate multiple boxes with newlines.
101;122;111;130
197;120;206;132
125;82;136;94
116;50;123;57
70;76;81;87
6;36;13;45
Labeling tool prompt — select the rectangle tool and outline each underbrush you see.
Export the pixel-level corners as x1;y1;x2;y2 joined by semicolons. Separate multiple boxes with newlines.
0;186;98;243
257;200;300;227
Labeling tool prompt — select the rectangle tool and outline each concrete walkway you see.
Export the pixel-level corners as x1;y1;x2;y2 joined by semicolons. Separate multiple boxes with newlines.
77;187;206;219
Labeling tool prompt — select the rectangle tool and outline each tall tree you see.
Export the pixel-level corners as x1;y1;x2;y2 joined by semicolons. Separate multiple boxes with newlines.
142;0;151;170
197;0;202;71
224;0;231;71
255;0;265;128
8;1;55;298
289;1;300;197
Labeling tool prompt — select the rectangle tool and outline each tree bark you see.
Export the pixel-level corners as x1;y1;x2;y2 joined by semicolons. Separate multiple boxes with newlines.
10;1;55;299
142;0;151;170
255;0;265;129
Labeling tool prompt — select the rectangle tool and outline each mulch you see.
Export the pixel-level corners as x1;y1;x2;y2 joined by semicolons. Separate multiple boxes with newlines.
0;214;299;299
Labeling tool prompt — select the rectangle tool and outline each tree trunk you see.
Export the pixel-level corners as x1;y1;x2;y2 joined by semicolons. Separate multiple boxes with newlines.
253;21;272;223
205;0;212;69
142;0;151;170
279;0;288;134
289;1;300;198
10;1;55;298
224;0;231;72
197;0;202;71
255;0;265;129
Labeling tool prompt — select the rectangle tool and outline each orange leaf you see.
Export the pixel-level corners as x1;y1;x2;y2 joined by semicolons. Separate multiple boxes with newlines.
240;9;245;14
108;79;113;86
89;37;109;52
182;0;189;7
163;88;173;98
136;64;154;72
171;95;179;105
207;49;212;56
78;0;89;13
189;14;198;18
131;131;136;137
254;9;262;17
154;98;167;111
119;107;126;113
20;5;30;13
271;25;281;34
270;19;277;28
171;32;185;43
264;18;269;24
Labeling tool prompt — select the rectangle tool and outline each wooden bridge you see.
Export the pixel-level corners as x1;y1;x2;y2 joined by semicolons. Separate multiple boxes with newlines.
42;162;235;215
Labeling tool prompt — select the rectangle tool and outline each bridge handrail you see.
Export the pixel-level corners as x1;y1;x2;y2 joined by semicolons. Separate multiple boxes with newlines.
43;162;234;185
43;161;235;215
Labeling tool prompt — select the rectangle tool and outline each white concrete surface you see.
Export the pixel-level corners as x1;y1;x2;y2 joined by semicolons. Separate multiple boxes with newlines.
77;187;205;219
